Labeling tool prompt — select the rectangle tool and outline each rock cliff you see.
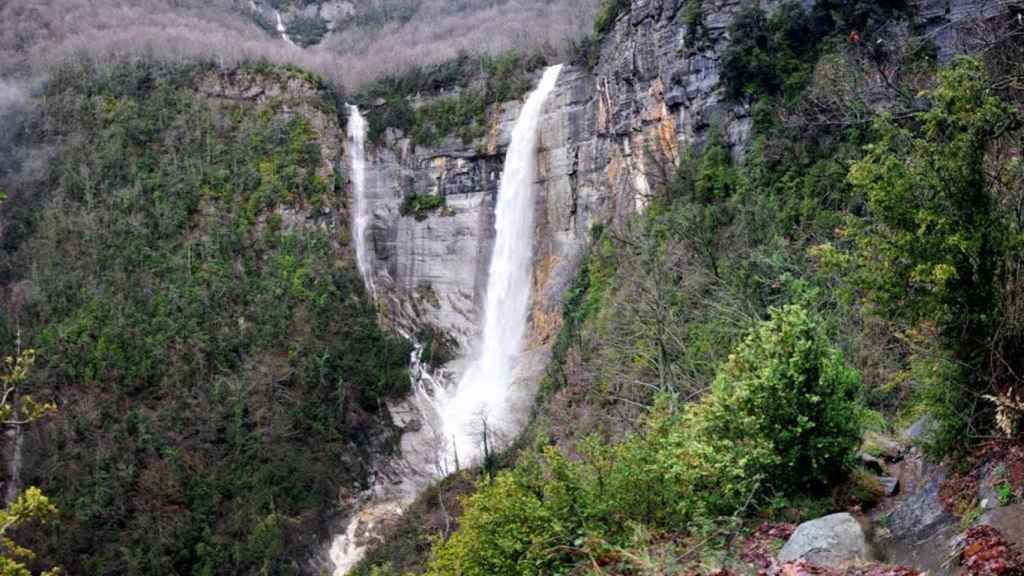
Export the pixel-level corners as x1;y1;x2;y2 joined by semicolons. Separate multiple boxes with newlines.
349;0;1001;362
346;0;771;356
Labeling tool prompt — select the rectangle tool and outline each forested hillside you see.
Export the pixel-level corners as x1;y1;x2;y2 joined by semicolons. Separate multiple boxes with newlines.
0;59;411;574
0;0;598;88
351;1;1024;574
3;0;1024;575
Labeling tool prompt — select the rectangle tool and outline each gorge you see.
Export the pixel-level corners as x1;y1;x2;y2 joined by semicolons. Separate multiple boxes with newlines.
1;1;1023;575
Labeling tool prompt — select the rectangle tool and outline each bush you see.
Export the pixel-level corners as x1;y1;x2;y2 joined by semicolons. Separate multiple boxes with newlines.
400;194;447;220
701;305;863;489
424;305;863;575
593;0;629;37
287;15;329;47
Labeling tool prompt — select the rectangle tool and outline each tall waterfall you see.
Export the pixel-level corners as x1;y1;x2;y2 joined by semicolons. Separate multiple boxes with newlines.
346;105;375;297
437;64;563;467
330;66;562;575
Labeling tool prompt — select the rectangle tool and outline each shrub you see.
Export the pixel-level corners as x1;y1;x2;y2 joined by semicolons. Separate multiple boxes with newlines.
702;305;863;489
593;0;629;37
400;194;447;220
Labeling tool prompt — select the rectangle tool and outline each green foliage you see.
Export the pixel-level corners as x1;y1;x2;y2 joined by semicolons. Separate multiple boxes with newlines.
0;350;56;425
0;351;60;576
705;305;863;489
358;51;549;146
721;2;817;102
426;306;863;575
997;481;1014;506
0;487;60;576
680;0;704;30
721;0;910;102
0;58;411;575
845;58;1014;334
286;15;328;47
835;58;1019;453
594;0;629;36
400;194;447;220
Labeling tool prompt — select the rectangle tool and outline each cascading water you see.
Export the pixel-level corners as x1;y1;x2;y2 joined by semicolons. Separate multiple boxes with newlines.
436;64;563;469
330;65;562;575
275;10;296;46
346;105;375;297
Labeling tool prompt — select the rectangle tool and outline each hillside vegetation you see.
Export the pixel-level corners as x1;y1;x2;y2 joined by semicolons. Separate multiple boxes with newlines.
354;1;1024;574
0;0;598;90
0;58;411;575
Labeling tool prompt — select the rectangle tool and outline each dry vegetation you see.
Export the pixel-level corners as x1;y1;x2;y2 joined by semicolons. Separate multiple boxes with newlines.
0;0;599;90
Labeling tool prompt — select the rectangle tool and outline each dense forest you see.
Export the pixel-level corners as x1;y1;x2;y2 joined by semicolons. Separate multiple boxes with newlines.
0;60;412;574
2;0;1024;575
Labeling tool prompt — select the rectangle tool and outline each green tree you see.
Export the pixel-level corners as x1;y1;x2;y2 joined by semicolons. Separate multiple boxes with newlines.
699;305;863;489
835;57;1019;449
0;350;59;576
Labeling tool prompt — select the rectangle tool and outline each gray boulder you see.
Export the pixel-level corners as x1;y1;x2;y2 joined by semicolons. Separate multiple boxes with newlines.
779;513;873;566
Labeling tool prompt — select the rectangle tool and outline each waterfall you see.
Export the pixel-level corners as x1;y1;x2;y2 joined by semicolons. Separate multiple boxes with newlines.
274;10;296;46
437;64;563;468
330;66;562;575
346;105;375;297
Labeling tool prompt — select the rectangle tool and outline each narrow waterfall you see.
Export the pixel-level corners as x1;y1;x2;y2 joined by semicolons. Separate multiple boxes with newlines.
346;105;375;297
274;10;296;46
437;64;563;468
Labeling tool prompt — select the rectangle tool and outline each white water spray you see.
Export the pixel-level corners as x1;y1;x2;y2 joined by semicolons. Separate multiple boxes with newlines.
330;66;562;575
346;105;375;297
275;10;296;46
437;64;563;467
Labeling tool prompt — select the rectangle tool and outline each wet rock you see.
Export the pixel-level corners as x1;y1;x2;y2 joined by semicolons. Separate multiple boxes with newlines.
778;513;873;566
877;467;962;576
863;431;904;461
879;476;900;497
860;453;886;475
886;469;953;540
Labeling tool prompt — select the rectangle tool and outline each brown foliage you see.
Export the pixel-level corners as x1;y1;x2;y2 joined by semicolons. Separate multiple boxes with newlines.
0;0;599;90
962;525;1024;576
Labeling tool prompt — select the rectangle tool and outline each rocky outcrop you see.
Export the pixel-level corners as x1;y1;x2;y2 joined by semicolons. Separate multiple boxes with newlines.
779;513;874;566
349;0;1010;365
351;0;760;352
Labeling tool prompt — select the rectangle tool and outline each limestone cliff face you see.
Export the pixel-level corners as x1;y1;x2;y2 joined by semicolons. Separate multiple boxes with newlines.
349;0;1000;355
350;0;753;352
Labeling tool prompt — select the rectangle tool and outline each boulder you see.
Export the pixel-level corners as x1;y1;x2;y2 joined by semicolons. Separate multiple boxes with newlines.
778;513;873;566
878;476;900;497
863;431;903;461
